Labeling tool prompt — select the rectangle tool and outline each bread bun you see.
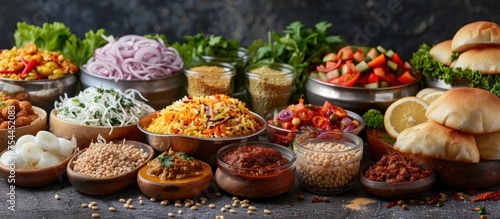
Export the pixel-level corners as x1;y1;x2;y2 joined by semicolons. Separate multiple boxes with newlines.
426;87;500;134
474;131;500;160
451;21;500;52
429;40;453;66
452;47;500;74
394;121;479;163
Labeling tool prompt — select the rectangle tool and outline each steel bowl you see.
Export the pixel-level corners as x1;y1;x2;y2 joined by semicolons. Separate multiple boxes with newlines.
424;77;469;90
80;69;185;110
305;76;422;114
0;74;77;113
137;111;266;167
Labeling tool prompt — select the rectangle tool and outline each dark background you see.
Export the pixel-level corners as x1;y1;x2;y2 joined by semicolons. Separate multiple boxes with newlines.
1;0;499;60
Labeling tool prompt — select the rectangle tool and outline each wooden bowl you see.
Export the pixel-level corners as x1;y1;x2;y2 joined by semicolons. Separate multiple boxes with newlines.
0;148;75;187
137;159;212;201
0;106;47;152
50;110;147;149
66;140;154;195
366;128;500;188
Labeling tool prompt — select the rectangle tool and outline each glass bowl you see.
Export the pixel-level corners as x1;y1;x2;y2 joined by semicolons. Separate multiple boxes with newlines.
359;163;436;200
293;131;363;195
215;141;296;198
183;62;235;96
266;107;365;147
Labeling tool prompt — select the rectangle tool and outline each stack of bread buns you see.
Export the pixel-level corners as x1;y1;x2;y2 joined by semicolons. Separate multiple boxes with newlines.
394;87;500;163
430;21;500;74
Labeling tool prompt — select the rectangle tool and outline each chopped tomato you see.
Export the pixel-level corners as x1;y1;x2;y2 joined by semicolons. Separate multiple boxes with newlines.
373;67;386;78
368;73;379;83
353;50;366;62
397;71;416;84
328;77;340;85
331;106;348;118
295;108;315;123
391;53;404;68
368;54;386;68
383;73;397;84
316;59;342;73
358;73;370;85
338;46;354;60
339;71;360;87
312;116;330;129
281;122;294;130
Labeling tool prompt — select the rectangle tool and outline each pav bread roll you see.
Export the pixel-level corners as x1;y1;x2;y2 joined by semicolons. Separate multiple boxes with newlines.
426;87;500;134
452;47;500;74
394;121;479;163
474;131;500;160
451;21;500;52
429;40;453;66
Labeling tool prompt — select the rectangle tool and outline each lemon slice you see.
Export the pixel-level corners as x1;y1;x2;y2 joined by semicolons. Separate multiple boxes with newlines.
384;97;429;139
416;88;439;99
421;90;444;104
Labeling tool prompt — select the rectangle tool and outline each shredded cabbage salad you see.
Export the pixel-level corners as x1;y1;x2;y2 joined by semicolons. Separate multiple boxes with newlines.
82;34;183;81
54;87;154;130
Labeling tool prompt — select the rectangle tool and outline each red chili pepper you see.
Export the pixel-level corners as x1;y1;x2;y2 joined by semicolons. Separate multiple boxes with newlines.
385;202;397;208
312;116;330;129
471;191;500;202
453;194;462;201
311;196;323;203
20;56;28;66
427;197;439;204
20;58;39;79
0;69;21;74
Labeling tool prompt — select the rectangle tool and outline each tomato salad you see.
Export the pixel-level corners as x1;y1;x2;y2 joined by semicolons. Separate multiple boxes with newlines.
268;98;362;135
309;45;421;88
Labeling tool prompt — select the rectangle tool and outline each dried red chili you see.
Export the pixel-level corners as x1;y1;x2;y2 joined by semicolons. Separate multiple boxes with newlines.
471;192;500;202
385;202;397;208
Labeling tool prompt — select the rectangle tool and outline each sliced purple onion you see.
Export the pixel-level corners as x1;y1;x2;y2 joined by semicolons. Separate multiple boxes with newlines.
82;34;184;81
341;117;353;127
343;124;356;132
276;109;294;122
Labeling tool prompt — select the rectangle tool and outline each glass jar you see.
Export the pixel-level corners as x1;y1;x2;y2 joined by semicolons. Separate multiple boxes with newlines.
200;47;248;100
183;62;235;97
245;63;295;116
293;131;363;195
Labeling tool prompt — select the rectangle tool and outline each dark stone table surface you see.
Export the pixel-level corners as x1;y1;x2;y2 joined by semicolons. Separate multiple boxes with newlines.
2;141;499;219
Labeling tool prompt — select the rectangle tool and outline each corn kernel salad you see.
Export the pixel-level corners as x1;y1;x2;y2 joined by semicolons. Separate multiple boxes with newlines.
146;94;263;138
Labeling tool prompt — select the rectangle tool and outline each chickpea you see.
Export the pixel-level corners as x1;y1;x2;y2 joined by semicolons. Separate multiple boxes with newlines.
53;69;64;75
37;65;53;77
45;61;58;69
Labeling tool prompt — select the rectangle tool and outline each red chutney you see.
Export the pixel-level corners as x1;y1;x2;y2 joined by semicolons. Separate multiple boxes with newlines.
222;145;288;169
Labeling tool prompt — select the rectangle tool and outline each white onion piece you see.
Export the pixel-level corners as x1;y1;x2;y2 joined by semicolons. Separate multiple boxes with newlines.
0;151;31;169
82;34;183;81
19;142;44;164
35;131;60;153
15;135;36;149
35;152;61;168
57;138;76;158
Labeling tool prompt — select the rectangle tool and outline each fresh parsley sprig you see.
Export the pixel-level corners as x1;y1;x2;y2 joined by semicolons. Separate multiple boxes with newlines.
157;151;195;168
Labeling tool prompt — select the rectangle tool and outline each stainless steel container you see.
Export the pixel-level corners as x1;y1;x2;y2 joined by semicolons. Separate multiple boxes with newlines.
0;74;77;113
305;76;422;114
424;77;469;90
80;70;185;110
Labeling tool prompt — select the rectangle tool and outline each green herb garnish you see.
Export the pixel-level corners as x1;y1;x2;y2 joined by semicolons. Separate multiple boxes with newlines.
157;153;174;167
247;21;345;101
176;151;194;161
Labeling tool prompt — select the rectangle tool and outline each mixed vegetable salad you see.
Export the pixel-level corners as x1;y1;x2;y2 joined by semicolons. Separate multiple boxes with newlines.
309;45;421;88
268;98;361;132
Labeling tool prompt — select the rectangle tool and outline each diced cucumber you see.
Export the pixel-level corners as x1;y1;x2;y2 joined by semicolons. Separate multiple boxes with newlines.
376;45;387;54
318;72;327;81
364;82;379;88
385;49;395;59
396;68;405;76
355;61;371;73
341;64;350;74
361;47;372;55
380;81;391;88
326;69;340;80
310;72;318;78
387;60;398;73
366;48;380;60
